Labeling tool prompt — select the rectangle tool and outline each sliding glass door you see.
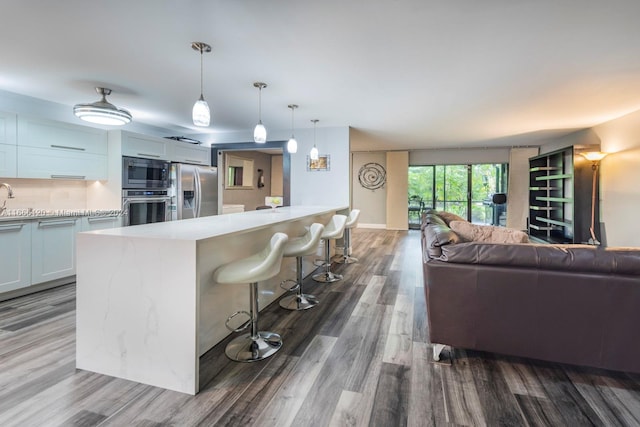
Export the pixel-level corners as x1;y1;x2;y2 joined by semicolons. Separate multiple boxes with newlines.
409;163;507;225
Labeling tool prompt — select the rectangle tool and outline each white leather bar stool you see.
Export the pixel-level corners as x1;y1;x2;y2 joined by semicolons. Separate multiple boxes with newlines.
335;209;360;264
213;232;289;362
279;223;325;311
312;214;347;283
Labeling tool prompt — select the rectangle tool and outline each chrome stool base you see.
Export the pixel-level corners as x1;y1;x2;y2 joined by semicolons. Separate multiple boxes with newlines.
312;271;343;283
279;293;319;311
335;255;358;264
225;331;282;362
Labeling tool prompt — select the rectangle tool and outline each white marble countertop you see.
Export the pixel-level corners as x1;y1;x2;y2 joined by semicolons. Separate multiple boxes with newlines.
0;209;123;223
82;205;347;241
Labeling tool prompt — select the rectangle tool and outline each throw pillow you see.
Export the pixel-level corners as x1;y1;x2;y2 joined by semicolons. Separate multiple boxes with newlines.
434;210;467;225
449;221;529;244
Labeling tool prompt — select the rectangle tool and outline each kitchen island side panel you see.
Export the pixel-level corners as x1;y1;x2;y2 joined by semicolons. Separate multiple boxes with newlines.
76;233;198;394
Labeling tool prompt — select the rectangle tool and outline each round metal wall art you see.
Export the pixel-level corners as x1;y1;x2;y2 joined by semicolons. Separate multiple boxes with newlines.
358;162;386;190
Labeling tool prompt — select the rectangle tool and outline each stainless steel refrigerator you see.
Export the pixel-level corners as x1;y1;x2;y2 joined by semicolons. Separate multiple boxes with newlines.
171;163;218;220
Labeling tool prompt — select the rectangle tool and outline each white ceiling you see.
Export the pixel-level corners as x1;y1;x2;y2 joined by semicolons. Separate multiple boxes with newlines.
2;0;640;150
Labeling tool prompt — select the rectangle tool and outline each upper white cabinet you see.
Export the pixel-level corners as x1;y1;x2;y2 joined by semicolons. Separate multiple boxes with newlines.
0;143;17;178
171;143;210;165
119;131;171;160
0;111;17;145
31;217;79;285
17;117;108;180
0;220;31;293
0;112;17;178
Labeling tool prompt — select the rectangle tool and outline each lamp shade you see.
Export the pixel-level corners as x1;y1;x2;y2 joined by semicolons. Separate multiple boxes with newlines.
287;137;297;153
192;95;210;127
254;122;267;143
580;151;608;162
73;87;131;126
310;145;319;160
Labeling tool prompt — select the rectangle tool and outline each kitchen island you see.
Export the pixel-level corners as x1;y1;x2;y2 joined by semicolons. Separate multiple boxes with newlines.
75;205;345;394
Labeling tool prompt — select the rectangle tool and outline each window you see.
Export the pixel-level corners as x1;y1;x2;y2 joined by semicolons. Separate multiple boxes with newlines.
409;163;508;226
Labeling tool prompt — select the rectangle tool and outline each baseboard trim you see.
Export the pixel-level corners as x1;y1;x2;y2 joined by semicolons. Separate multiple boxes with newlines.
357;223;387;229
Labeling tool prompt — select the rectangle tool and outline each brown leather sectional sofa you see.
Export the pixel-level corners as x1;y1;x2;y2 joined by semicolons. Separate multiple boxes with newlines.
421;211;640;373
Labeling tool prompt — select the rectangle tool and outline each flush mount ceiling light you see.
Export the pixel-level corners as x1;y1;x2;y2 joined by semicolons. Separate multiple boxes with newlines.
253;82;267;143
73;87;131;125
287;104;298;153
310;119;319;160
192;41;212;127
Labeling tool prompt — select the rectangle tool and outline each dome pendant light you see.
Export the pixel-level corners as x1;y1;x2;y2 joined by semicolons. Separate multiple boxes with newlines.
73;87;132;125
287;104;298;153
253;82;267;143
191;42;212;127
310;119;319;160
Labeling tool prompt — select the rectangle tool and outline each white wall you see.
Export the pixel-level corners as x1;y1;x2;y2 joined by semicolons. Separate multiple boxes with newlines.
352;152;386;228
410;147;510;165
591;110;640;247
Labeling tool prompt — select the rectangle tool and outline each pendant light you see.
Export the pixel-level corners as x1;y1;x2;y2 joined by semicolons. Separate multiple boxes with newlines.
310;119;319;160
73;87;132;125
191;42;212;127
287;104;298;153
253;82;267;143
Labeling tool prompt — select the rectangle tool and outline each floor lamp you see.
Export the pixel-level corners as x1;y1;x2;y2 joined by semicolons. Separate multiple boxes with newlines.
580;151;607;245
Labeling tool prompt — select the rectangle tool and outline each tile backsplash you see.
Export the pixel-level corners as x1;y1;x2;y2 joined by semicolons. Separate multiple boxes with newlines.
0;178;88;210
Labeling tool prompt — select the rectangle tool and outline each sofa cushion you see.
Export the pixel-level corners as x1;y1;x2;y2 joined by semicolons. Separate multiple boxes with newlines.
449;221;529;244
422;212;446;227
423;223;463;258
434;210;466;225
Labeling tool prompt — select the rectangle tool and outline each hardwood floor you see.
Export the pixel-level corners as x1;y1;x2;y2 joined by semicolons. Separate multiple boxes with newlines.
1;229;640;426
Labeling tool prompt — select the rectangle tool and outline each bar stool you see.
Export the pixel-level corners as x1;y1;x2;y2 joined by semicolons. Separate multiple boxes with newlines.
279;223;325;311
312;214;347;283
213;232;289;362
335;209;360;264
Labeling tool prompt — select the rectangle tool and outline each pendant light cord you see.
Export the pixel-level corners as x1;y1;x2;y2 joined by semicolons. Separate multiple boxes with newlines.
200;46;204;96
290;106;295;137
258;86;262;123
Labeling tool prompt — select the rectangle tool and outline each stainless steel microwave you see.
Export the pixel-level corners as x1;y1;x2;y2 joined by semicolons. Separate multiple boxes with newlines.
122;156;170;189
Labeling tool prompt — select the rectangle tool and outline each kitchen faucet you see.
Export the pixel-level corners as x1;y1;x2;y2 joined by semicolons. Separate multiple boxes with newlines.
0;182;15;215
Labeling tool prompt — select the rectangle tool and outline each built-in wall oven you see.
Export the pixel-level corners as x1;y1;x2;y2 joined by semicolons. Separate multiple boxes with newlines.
122;189;172;226
122;156;172;226
122;156;171;189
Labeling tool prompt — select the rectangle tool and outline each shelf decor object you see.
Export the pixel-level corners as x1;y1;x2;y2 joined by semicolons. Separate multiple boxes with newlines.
580;151;608;245
191;42;212;127
309;119;319;160
253;82;267;143
286;104;298;153
73;87;132;125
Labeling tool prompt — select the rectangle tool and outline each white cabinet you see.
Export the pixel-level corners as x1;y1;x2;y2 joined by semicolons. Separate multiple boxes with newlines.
0;112;17;178
80;215;122;232
0;221;31;293
119;131;171;160
31;217;79;285
0;143;17;178
0;111;17;145
18;146;107;180
171;143;210;165
17;117;108;180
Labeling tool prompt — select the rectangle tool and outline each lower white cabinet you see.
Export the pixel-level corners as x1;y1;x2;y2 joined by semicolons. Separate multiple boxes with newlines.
31;217;79;285
0;221;31;293
80;215;122;232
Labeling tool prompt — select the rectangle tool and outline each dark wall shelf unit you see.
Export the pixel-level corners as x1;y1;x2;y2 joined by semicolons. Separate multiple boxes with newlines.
528;146;597;244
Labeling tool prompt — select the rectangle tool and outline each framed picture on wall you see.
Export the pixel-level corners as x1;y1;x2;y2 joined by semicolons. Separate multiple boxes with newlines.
307;154;330;171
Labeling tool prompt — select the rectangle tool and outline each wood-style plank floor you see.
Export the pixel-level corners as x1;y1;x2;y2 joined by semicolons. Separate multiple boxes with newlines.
1;229;640;426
